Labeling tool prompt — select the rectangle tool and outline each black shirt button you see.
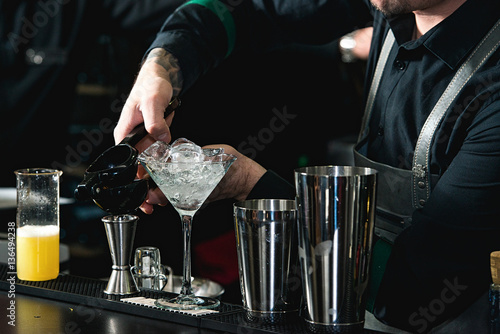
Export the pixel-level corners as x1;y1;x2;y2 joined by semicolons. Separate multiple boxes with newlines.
377;126;384;136
394;59;405;71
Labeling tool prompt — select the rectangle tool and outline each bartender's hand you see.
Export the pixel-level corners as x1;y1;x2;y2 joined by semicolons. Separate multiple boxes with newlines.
140;145;267;214
113;48;184;145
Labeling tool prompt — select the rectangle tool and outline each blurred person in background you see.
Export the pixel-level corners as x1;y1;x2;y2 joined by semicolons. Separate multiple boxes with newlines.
0;0;184;187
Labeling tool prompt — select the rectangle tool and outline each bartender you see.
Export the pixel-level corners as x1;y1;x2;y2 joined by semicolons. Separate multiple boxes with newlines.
113;0;500;332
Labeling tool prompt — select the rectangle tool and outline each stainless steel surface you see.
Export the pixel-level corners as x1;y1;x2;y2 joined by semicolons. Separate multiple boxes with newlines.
102;214;139;295
0;187;73;210
295;166;377;329
233;199;301;323
162;275;225;298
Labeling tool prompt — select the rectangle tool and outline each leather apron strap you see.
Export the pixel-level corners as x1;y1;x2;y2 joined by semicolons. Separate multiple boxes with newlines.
357;30;395;143
358;19;500;214
412;18;500;209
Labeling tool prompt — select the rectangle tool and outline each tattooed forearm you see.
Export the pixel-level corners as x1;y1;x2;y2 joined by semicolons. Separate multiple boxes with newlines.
145;48;184;96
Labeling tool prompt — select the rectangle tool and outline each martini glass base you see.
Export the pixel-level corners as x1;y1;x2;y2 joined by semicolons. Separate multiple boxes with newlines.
155;294;220;310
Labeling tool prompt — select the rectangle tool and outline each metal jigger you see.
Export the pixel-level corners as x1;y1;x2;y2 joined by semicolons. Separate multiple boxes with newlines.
102;214;140;295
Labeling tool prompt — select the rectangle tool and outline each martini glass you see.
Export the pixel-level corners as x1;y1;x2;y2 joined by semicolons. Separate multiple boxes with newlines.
138;138;236;310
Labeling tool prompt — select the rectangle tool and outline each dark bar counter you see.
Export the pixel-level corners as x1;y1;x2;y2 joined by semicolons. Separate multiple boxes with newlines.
0;291;221;334
0;264;385;334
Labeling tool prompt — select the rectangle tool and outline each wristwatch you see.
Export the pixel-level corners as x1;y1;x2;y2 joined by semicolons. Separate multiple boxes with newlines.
339;32;357;63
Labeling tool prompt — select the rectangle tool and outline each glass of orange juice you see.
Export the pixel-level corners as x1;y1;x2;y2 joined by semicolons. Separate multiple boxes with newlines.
15;168;63;281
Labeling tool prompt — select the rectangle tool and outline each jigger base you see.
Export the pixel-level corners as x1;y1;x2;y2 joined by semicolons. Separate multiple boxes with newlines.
104;268;140;295
102;214;139;296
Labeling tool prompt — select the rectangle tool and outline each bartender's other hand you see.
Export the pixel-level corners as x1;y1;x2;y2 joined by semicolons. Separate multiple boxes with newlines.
205;145;267;203
139;145;267;214
113;48;183;145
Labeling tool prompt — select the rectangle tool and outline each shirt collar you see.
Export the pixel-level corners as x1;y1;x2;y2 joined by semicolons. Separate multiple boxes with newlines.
387;0;500;70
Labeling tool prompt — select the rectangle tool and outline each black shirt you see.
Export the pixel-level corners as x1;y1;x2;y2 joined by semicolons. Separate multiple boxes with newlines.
363;1;500;330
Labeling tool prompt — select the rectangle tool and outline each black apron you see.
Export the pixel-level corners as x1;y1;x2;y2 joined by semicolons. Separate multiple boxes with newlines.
355;21;500;326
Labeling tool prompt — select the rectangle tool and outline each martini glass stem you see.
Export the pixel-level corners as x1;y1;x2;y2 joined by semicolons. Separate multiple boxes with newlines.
180;213;194;296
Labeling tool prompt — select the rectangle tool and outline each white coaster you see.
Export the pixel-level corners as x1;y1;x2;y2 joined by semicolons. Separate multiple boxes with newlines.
120;297;219;316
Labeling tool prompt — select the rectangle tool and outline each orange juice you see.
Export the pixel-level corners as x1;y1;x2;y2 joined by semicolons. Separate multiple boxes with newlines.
16;225;59;281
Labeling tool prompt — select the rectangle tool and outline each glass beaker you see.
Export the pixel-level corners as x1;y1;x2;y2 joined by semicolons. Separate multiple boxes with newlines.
15;168;62;281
